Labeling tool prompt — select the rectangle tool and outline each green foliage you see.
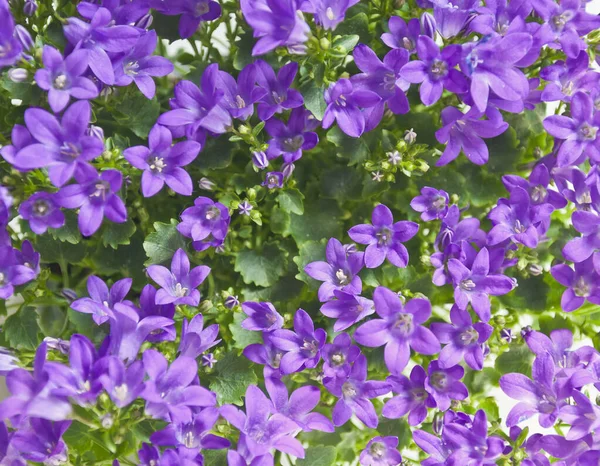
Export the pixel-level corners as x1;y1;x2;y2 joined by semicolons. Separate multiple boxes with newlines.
495;345;534;376
296;446;338;466
209;351;258;405
143;219;186;266
234;243;288;287
3;306;41;350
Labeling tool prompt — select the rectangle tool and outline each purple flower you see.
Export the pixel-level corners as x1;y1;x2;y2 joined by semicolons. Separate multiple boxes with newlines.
262;171;284;189
500;353;566;428
138;285;176;342
381;16;421;52
307;0;359;30
158;65;232;136
70;275;132;325
178;196;231;252
359;436;402;466
560;390;600;441
540;51;599;103
265;108;318;163
0;4;29;69
270;308;326;374
18;192;65;234
410;187;449;221
354;287;440;374
462;33;532;112
435;106;509;166
560;167;600;212
265;377;334;432
562;210;600;263
322;79;381;138
255;61;304;121
448;247;515;322
401;37;468;106
348;204;419;269
543;91;600;166
147;248;210;307
0;246;37;299
55;168;127;236
320;290;375;332
243;333;286;376
488;187;554;249
215;64;266;121
325;354;390;428
382;365;436;426
98;357;145;407
179;313;221;359
174;0;222;39
142;349;217;423
241;0;310;56
241;301;284;332
0;124;33;171
321;333;361;380
151;407;229;450
34;46;98;113
220;385;305;460
551;257;600;312
424;360;468;411
304;237;364;302
12;102;105;187
430;306;493;371
64;7;140;85
124;124;200;197
114;30;174;99
10;419;71;464
502;163;567;209
351;45;411;116
433;0;478;39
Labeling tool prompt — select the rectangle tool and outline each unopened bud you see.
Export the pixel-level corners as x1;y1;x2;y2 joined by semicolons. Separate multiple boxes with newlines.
404;128;417;144
8;68;28;83
198;177;216;191
421;12;436;38
529;264;543;276
282;162;295;178
252;151;269;170
136;13;153;29
88;125;104;141
15;25;33;50
224;295;239;309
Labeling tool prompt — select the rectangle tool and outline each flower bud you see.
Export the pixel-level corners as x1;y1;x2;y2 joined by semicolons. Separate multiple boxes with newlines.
529;264;543;276
319;38;330;50
136;13;153;29
202;353;217;368
198;177;216;191
8;68;28;83
420;12;436;38
252;151;269;170
238;200;253;216
24;0;37;16
432;411;444;435
61;288;78;302
101;414;113;429
404;128;417;144
88;125;104;141
387;150;401;165
500;328;513;343
247;187;257;201
15;25;34;51
520;325;533;338
282;162;295;178
224;295;239;309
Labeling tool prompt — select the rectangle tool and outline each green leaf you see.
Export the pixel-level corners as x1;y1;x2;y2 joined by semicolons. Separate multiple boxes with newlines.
37;305;67;337
335;13;370;43
209;351;258;405
277;188;305;215
495;344;533;375
203;450;228;466
229;312;262;350
49;210;81;244
326;126;370;166
299;80;327;120
35;234;87;264
297;446;337;466
101;219;137;249
290;199;343;244
293;239;327;286
197;136;235;170
332;35;360;54
233;31;256;71
270;205;291;237
320;166;362;200
538;314;574;334
234;243;287;287
3;307;41;350
143;219;186;267
114;90;161;139
62;421;114;463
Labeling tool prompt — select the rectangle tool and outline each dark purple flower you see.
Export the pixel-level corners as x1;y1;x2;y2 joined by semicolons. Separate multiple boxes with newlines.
151;407;229;450
241;301;284;332
98;357;145;407
559;167;600;212
138;285;176;342
382;365;435;426
35;46;98;113
0;246;37;299
0;5;26;69
324;354;391;428
265;377;334;432
430;306;493;371
71;275;132;325
354;287;440;374
174;0;222;39
500;353;567;428
215;64;266;121
424;360;468;411
502;163;567;209
448;247;515;322
540;51;599;103
241;0;310;56
321;333;361;380
147;248;210;307
560;390;600;441
551;257;600;312
322;79;381;138
64;7;140;85
348;204;419;269
270;308;326;374
220;385;305;459
12;102;104;187
0;124;34;171
304;237;364;302
543;91;600;166
255;61;304;121
124;124;200;197
320;290;375;332
10;419;71;464
433;0;478;39
178;196;231;252
435;106;509;166
55;168;127;236
304;0;358;31
158;65;232;136
265;108;318;163
18;192;65;234
562;210;600;263
359;436;402;466
381;16;421;52
243;333;286;376
401;37;468;106
410;187;449;221
142;349;216;423
202;353;216;368
262;171;284;189
114;30;174;99
179;313;221;359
